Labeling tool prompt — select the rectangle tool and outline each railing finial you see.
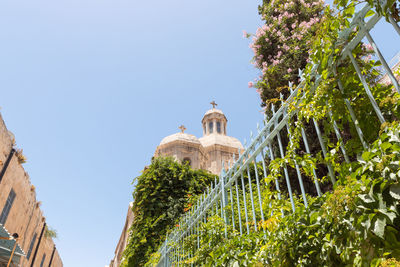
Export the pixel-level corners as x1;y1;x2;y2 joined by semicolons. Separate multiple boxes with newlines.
289;81;293;93
298;68;304;81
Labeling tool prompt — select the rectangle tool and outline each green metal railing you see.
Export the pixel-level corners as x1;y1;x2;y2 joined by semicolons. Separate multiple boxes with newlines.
156;2;400;266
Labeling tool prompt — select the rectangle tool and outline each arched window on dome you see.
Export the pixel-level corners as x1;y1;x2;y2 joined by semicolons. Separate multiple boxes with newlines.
217;122;221;133
209;122;213;134
183;157;191;166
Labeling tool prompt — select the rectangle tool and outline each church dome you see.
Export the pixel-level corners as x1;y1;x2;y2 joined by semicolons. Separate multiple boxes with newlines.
199;134;243;150
202;102;228;136
159;132;200;146
204;108;225;117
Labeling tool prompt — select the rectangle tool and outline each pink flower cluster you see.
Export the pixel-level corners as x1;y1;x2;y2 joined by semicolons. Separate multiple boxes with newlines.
363;43;374;52
299;17;319;32
246;0;324;89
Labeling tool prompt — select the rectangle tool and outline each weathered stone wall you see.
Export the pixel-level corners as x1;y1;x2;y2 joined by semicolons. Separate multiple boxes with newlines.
110;202;134;267
0;113;63;267
155;141;207;170
203;144;240;175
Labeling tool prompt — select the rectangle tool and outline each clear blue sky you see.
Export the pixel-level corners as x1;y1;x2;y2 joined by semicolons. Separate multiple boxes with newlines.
0;1;398;266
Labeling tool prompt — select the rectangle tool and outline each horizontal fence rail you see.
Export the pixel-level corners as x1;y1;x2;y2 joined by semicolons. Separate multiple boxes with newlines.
156;2;400;266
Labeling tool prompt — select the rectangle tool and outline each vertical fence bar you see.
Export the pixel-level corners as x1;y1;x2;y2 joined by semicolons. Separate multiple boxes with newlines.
327;108;350;163
288;86;322;197
263;115;283;202
229;180;236;230
333;67;369;149
251;132;266;233
240;171;250;234
246;165;258;231
300;127;322;196
203;192;206;224
282;92;308;207
286;124;308;207
272;105;296;212
235;176;243;235
204;191;208;223
197;200;200;251
214;178;218;216
220;165;229;237
312;118;336;184
388;14;400;36
347;50;386;123
257;123;269;182
265;145;282;201
361;23;400;93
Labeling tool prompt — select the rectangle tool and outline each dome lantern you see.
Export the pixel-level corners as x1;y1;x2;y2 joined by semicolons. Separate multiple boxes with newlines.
202;101;227;136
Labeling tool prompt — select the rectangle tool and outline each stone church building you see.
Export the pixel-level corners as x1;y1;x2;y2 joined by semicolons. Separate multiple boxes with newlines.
154;103;243;175
109;103;243;266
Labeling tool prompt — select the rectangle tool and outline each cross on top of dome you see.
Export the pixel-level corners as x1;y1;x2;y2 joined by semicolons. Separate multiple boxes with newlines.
210;101;218;109
179;125;186;133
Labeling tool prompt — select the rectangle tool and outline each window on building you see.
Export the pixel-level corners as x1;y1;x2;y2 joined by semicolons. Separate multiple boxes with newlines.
209;122;213;134
183;157;191;166
0;189;16;225
40;253;46;267
26;232;37;260
217;122;221;133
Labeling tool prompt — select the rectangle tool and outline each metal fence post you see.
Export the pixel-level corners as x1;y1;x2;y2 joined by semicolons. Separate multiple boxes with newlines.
220;164;229;237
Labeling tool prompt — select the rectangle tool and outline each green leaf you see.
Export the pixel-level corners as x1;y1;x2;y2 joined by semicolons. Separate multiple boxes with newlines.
389;183;400;200
373;216;386;238
365;9;375;18
359;194;375;203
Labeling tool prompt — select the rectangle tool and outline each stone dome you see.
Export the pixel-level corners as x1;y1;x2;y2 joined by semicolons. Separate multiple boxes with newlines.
159;132;200;146
154;102;243;175
204;108;225;116
199;134;243;150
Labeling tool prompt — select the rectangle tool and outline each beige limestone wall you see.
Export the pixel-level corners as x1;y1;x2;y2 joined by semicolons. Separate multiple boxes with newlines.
155;141;208;170
51;249;63;267
0;113;63;267
34;235;62;267
203;144;240;175
110;203;134;267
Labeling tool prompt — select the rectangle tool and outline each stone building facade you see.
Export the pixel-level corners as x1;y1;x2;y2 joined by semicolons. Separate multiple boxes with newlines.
154;105;243;175
109;203;134;267
0;113;63;267
110;104;243;266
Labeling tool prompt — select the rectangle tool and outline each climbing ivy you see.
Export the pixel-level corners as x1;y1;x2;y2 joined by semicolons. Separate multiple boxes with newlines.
121;157;215;267
147;0;400;265
155;122;400;266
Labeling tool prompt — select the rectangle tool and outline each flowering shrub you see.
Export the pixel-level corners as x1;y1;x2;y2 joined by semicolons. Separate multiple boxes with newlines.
247;0;324;107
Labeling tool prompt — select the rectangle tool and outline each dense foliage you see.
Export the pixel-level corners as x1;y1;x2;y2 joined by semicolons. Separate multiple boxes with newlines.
121;157;215;267
163;122;400;266
248;0;324;107
147;0;400;265
137;0;400;264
